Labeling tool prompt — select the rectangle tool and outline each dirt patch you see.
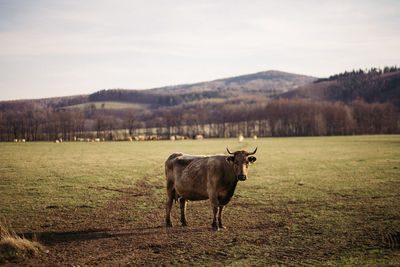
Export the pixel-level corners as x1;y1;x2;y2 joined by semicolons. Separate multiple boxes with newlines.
88;180;153;197
14;185;154;266
6;178;400;266
13;181;254;265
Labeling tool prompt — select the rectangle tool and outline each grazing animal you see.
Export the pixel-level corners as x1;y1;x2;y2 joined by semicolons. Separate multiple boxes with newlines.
165;147;257;230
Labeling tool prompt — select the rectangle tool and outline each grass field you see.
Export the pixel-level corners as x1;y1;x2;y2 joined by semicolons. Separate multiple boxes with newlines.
64;101;150;110
0;136;399;266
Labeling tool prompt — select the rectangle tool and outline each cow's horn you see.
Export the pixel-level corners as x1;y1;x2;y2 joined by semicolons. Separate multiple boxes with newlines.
226;147;234;155
247;147;257;155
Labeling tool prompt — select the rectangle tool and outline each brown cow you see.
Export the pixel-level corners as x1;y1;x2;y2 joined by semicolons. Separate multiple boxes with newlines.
165;148;257;230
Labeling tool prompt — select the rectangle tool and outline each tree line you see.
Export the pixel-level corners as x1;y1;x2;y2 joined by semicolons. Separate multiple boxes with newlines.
89;89;226;107
315;66;400;107
0;98;397;141
316;66;399;83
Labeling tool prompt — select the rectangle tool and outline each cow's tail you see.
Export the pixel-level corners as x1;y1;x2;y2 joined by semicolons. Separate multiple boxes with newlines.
165;153;182;204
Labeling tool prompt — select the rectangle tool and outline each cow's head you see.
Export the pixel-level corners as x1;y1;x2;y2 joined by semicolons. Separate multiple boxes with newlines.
226;147;257;181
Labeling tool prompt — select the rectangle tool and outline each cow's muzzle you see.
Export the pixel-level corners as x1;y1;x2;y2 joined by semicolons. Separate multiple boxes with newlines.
237;175;247;181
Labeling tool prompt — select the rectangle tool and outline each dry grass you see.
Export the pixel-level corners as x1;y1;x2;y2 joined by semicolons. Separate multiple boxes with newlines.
0;217;44;263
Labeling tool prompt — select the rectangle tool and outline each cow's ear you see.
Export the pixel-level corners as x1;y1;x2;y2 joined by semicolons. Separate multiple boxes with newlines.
248;156;257;165
226;156;234;164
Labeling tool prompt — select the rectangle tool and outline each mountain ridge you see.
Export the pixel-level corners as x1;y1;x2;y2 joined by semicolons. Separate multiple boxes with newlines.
0;70;317;109
150;70;317;95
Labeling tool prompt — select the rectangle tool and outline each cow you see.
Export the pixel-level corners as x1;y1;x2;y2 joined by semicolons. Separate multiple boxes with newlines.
165;147;257;230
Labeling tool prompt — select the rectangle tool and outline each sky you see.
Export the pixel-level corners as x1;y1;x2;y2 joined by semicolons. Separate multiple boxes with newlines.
0;0;399;101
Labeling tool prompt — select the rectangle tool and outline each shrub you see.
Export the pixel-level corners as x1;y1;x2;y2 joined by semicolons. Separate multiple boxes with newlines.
0;216;44;263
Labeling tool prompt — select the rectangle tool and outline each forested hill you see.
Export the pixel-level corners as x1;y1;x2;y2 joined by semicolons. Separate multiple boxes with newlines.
278;67;400;107
87;71;316;106
1;68;399;110
150;70;316;94
0;70;316;110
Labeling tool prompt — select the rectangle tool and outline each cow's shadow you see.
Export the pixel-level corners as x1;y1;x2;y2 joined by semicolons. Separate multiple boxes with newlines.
21;225;206;245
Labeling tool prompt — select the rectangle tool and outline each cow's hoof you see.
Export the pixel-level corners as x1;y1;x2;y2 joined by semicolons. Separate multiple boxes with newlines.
181;222;188;227
211;223;219;231
219;225;227;230
166;222;172;227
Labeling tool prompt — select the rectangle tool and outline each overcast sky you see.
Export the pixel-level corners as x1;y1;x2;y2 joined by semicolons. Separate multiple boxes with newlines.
0;0;399;100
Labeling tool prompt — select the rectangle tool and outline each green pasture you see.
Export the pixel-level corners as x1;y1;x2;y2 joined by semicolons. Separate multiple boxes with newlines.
64;101;150;110
0;135;399;265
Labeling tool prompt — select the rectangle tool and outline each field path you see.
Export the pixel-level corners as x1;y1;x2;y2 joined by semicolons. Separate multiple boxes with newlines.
23;183;183;266
20;183;245;266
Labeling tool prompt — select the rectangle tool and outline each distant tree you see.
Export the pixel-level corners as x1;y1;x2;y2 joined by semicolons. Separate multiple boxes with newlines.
84;104;97;119
95;114;106;139
105;115;116;140
72;110;85;139
351;100;398;134
124;110;137;136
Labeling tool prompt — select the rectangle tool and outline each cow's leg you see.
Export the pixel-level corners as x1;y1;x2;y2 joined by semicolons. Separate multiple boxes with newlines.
166;197;173;227
211;206;219;230
210;193;219;230
166;182;174;227
218;205;226;229
179;198;188;226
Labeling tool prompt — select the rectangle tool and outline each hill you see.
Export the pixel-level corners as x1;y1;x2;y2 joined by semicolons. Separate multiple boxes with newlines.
0;70;316;111
278;68;400;107
151;70;316;95
86;70;316;108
